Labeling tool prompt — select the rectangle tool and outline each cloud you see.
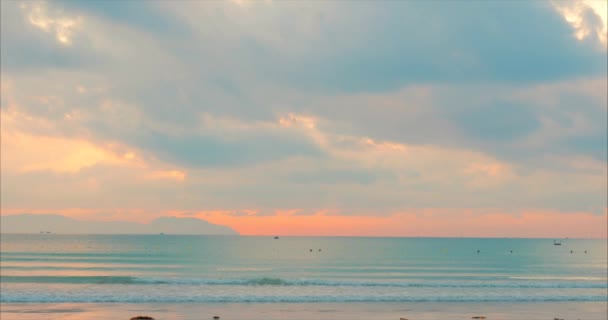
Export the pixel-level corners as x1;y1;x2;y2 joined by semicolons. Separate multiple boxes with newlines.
55;0;186;35
0;107;191;211
166;0;604;92
292;77;607;165
5;1;605;90
0;2;91;72
1;1;605;236
451;101;541;142
134;123;324;168
1;108;123;173
2;85;605;215
552;0;608;48
284;168;382;185
198;208;608;238
21;1;83;45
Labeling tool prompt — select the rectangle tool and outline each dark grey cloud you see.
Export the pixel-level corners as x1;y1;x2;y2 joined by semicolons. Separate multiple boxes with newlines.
133;129;324;168
291;78;606;168
285;168;390;185
451;101;541;142
7;1;604;90
55;0;188;35
239;1;606;92
559;134;608;161
0;2;101;72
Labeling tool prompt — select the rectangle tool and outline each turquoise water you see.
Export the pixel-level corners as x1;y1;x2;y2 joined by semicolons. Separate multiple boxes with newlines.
1;235;606;303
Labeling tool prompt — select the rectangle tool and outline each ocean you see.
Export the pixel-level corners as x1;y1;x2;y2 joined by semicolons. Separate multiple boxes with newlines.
1;234;606;306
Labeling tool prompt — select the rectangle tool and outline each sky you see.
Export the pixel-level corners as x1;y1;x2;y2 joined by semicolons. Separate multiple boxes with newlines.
1;0;607;238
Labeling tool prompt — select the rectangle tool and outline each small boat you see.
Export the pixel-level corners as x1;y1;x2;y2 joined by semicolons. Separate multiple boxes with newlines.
273;236;279;239
553;240;562;245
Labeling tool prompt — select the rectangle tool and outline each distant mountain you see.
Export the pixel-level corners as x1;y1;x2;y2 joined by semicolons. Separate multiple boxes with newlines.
0;214;238;235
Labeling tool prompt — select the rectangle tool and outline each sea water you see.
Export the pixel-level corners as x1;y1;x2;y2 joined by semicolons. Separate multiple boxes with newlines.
1;235;606;303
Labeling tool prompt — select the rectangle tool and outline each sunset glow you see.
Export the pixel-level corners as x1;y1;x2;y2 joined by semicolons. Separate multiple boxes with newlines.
1;1;606;238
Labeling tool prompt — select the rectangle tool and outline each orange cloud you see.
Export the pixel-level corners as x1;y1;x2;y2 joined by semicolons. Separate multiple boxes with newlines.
146;170;187;181
1;109;136;173
199;209;607;238
1;108;187;181
3;208;605;238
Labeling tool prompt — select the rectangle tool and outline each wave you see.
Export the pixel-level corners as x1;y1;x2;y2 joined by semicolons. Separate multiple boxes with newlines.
509;276;608;281
2;276;606;288
0;257;173;264
1;276;142;284
2;294;607;303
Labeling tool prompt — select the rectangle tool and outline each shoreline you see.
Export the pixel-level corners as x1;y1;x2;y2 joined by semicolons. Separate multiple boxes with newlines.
2;301;607;320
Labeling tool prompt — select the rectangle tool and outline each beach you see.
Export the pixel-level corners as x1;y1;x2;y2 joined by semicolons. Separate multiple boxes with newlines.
2;302;607;320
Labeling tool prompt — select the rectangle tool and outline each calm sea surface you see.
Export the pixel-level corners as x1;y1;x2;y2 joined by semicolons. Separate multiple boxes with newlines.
1;235;606;303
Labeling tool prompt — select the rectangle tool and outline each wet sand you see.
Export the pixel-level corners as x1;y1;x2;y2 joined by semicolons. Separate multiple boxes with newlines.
1;301;607;320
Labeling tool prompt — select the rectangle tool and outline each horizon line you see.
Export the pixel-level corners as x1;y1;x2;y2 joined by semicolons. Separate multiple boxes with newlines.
2;232;606;240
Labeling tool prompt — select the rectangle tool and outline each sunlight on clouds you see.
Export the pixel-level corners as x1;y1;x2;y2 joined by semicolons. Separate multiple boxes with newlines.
123;152;136;160
464;162;506;177
463;162;516;188
333;135;513;183
228;0;272;7
76;85;104;94
0;108;186;181
1;1;604;237
278;113;317;129
147;170;186;181
241;209;260;216
274;209;300;217
553;0;608;48
230;0;250;7
584;0;608;43
200;208;607;238
278;114;521;190
195;112;316;132
21;1;83;46
3;131;123;174
362;138;407;152
1;110;130;174
278;113;331;149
